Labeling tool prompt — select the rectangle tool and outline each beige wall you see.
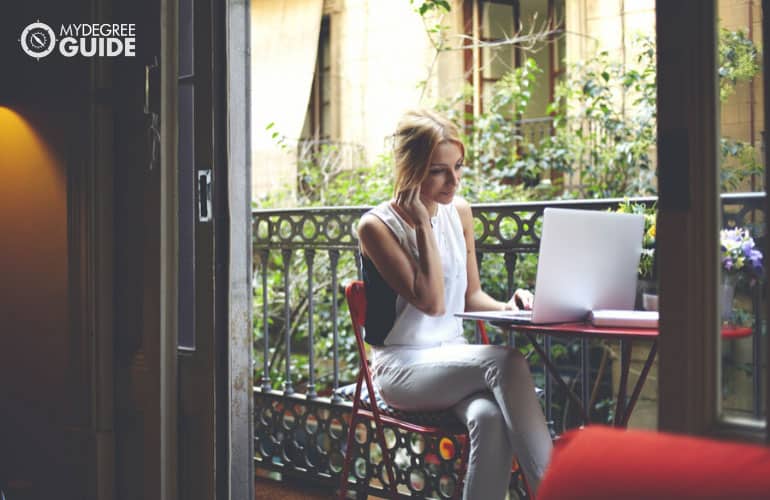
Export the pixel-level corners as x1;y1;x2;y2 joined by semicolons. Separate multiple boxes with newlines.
334;0;430;158
332;0;470;167
566;0;655;64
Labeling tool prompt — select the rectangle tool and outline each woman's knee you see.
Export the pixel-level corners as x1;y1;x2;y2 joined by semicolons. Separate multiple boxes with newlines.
464;396;506;434
482;347;530;387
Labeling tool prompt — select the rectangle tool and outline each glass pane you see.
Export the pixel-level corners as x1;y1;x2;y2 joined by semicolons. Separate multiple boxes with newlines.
482;3;515;81
718;1;765;423
482;3;515;40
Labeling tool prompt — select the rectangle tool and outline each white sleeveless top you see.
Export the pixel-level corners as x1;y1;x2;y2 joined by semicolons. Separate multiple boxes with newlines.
366;200;468;353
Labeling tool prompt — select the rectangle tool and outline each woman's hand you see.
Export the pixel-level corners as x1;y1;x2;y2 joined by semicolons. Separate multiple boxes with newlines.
506;289;534;311
395;187;431;227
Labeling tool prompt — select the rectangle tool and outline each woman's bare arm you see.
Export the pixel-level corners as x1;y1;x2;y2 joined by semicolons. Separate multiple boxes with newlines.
455;197;533;311
358;189;445;315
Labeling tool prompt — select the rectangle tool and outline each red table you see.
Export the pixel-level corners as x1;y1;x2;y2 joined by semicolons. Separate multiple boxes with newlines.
459;315;751;428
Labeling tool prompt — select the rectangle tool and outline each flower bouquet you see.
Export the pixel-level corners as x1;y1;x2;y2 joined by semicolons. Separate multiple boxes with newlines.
720;227;763;286
720;227;763;323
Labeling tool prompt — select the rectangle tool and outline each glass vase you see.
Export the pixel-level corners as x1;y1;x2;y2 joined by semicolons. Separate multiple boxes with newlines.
721;274;737;323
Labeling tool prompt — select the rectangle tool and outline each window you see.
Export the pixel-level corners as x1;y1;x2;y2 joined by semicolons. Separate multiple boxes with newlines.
301;16;331;143
464;0;564;118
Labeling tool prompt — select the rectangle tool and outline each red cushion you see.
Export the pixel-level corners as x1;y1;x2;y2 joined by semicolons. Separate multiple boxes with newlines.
538;425;770;499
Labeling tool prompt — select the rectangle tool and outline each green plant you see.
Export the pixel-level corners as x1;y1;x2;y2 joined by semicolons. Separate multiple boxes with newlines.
435;59;566;200
550;35;658;198
718;27;761;102
615;200;657;280
718;27;762;193
437;35;659;200
409;0;450;16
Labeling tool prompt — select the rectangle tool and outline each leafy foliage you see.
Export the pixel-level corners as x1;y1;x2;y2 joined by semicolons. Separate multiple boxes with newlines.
549;36;658;198
409;0;451;16
616;200;657;280
438;36;658;199
718;27;761;102
717;27;762;193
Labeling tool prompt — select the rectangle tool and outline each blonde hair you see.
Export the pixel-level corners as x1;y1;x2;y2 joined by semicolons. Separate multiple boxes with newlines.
393;109;465;195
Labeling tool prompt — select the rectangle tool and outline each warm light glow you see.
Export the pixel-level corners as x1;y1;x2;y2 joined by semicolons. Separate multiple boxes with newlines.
0;105;69;419
0;104;67;322
0;106;67;213
0;106;63;171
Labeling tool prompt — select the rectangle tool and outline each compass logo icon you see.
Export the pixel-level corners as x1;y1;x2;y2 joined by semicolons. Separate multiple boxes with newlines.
20;21;57;60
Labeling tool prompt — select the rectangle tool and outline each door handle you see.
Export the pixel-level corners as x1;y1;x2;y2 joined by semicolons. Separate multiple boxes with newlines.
198;169;212;222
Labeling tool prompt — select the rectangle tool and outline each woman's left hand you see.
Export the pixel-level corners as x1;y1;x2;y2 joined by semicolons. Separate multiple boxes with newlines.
507;289;534;310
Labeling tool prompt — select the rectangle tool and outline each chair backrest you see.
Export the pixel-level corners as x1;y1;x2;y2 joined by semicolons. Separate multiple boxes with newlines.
346;280;367;329
345;280;370;373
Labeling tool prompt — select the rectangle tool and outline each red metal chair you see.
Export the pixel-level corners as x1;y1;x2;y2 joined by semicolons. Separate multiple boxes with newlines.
338;280;527;499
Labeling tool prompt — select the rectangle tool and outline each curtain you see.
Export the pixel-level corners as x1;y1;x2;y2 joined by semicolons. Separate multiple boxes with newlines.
250;0;324;198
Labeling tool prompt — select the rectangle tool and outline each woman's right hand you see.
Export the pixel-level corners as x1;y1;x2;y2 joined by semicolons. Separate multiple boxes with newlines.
395;187;431;227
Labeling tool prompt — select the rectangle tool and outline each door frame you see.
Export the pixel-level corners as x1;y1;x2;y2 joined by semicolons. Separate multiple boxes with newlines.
224;0;254;498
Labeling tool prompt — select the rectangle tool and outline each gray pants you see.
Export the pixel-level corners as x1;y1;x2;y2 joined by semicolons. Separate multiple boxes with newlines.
373;343;552;499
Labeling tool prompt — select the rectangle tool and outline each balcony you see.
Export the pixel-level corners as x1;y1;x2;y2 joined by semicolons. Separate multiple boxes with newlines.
252;193;765;498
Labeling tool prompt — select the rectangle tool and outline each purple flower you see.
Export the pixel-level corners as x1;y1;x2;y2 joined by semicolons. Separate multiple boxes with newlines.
720;226;764;282
742;241;754;257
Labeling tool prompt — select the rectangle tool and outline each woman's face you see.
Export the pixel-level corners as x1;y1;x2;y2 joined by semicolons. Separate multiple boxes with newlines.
419;141;463;205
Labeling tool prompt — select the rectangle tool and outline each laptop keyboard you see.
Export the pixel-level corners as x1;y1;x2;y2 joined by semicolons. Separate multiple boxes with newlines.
500;310;533;320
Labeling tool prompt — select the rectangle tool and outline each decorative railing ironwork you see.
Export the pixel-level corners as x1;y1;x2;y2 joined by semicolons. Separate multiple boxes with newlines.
252;193;766;497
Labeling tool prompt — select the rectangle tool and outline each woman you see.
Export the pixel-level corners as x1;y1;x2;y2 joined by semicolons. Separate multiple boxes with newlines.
357;109;552;498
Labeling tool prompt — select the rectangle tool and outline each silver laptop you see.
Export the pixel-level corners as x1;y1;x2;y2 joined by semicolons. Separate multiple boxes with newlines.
457;207;645;324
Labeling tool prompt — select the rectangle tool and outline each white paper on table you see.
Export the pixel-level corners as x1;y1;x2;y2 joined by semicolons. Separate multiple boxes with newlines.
589;310;658;328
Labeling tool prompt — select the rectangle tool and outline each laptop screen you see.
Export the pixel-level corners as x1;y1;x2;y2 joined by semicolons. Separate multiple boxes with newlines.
528;208;644;324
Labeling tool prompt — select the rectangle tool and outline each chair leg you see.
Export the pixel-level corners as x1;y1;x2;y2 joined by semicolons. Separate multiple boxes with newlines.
338;411;357;500
513;458;533;500
522;474;533;500
339;414;399;499
371;418;398;498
